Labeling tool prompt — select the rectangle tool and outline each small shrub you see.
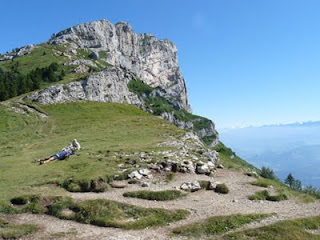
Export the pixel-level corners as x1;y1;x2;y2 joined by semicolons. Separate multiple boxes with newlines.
267;193;288;202
249;190;288;202
166;172;175;182
214;183;229;194
123;190;185;201
128;79;154;97
198;180;214;190
249;190;269;200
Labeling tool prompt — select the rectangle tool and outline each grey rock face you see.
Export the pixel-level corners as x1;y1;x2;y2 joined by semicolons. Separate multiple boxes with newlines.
25;67;142;107
0;44;34;61
49;19;190;112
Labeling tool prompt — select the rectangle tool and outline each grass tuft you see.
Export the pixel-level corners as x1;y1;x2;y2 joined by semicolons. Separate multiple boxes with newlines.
0;217;38;239
172;213;272;238
123;190;185;201
249;190;288;201
48;198;189;229
215;183;229;194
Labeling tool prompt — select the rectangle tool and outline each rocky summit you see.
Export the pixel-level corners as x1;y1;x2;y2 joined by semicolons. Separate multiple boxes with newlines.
42;20;190;111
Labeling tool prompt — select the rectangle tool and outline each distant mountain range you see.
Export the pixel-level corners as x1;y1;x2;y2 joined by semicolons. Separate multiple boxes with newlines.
219;121;320;188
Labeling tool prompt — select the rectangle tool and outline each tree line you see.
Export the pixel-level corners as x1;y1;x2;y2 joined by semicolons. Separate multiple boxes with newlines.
0;62;65;101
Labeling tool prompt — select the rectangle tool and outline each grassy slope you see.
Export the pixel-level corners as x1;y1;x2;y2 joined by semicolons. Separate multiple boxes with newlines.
0;101;184;202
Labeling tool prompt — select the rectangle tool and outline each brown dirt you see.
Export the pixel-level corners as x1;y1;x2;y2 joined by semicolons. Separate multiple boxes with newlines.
4;169;320;239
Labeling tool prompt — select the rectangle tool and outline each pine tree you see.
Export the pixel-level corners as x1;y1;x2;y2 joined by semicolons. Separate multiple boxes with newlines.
285;173;295;188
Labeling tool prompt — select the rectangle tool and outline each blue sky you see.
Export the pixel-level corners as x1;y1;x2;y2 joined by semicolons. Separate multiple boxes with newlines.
1;0;320;129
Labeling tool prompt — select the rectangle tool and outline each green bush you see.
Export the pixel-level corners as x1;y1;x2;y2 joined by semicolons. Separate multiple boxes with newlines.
249;190;288;202
123;190;185;201
260;167;277;180
214;183;229;194
128;79;154;97
166;172;175;182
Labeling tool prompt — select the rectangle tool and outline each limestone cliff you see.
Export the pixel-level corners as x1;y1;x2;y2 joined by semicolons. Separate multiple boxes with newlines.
49;20;190;112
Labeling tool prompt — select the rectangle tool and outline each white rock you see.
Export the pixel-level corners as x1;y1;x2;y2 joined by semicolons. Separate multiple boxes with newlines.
138;168;151;176
128;171;143;180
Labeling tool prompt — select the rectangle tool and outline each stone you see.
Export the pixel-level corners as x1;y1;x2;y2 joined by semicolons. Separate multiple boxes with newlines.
180;181;201;192
196;164;210;174
89;51;99;60
179;160;195;173
141;182;150;187
128;171;143;180
138;168;151;176
111;182;127;188
217;164;224;169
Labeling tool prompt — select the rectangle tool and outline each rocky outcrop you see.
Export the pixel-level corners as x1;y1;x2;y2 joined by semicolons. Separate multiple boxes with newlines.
49;19;190;112
25;67;143;107
0;44;34;61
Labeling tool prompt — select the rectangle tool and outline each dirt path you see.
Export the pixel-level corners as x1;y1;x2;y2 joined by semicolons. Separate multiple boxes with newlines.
6;169;320;239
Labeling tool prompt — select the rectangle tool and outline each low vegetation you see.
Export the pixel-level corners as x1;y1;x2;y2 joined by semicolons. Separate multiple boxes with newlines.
0;217;38;239
48;198;189;229
224;215;320;240
165;172;175;182
249;190;288;202
250;176;318;203
123;190;185;201
127;79;217;145
215;183;230;194
214;142;258;171
171;213;272;238
260;166;277;180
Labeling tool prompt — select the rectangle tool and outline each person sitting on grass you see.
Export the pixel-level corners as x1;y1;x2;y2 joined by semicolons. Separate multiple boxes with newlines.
38;139;81;165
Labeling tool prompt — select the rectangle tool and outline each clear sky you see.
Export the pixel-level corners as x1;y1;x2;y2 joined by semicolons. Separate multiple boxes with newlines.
1;0;320;129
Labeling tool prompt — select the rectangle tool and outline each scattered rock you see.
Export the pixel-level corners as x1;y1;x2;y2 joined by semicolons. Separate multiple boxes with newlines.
180;181;201;192
141;182;150;187
217;164;224;169
128;171;143;180
138;168;151;176
111;182;128;188
88;51;99;60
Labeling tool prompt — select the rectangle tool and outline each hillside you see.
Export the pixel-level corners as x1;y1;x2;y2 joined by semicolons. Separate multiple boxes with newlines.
0;20;319;240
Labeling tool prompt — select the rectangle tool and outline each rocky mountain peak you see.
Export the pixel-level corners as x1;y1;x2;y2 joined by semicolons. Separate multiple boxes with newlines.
49;20;190;112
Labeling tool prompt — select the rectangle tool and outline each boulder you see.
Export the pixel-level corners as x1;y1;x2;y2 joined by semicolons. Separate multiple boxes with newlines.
180;181;201;192
89;51;99;60
128;171;143;180
138;168;151;176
